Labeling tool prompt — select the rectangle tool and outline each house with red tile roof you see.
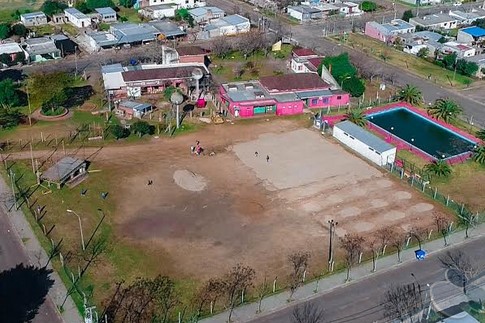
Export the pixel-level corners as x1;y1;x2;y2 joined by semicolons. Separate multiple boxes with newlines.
218;73;350;118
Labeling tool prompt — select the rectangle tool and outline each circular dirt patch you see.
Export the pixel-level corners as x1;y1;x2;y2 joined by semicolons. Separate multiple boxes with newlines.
173;170;207;192
370;199;388;208
408;203;434;213
384;210;406;221
338;206;361;218
394;191;412;200
352;221;374;232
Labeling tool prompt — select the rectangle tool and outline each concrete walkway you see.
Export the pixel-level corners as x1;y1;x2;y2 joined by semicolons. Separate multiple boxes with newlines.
0;174;82;323
202;224;485;323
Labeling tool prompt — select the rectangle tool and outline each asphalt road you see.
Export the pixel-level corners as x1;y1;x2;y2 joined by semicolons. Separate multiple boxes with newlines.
0;205;62;323
251;236;485;323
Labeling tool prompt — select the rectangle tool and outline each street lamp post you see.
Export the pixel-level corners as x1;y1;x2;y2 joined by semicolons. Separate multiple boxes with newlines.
67;209;85;251
170;92;184;129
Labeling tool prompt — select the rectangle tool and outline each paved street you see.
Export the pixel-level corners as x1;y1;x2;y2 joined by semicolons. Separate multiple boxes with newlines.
0;199;62;323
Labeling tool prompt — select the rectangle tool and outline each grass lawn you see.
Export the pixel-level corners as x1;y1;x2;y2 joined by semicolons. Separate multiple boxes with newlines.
60;23;79;37
117;7;141;23
31;24;55;36
342;33;473;88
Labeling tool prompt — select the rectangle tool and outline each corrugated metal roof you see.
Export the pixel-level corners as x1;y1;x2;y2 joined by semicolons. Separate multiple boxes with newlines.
41;157;85;182
334;120;395;153
0;42;23;55
95;7;116;15
21;11;46;19
296;89;332;99
189;6;224;17
221;14;249;26
119;100;151;111
65;8;89;19
461;26;485;37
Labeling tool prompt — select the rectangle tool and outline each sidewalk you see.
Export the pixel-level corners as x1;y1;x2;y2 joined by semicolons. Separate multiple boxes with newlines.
202;223;485;323
0;175;83;323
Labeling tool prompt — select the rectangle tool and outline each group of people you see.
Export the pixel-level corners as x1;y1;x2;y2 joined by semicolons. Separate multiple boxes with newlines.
255;151;270;163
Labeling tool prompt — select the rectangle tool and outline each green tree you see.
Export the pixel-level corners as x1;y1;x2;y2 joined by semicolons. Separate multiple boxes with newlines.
174;8;189;20
40;0;68;16
0;23;11;40
344;109;368;127
360;1;377;12
28;72;72;108
473;146;485;164
0;79;20;107
0;104;25;129
402;10;413;22
472;18;485;29
424;159;452;177
438;36;447;44
119;0;134;8
86;0;116;10
476;129;485;141
416;47;429;58
398;84;422;105
442;52;457;70
456;59;478;77
344;76;365;97
109;124;130;139
75;0;90;13
131;120;154;137
427;98;462;123
11;24;28;37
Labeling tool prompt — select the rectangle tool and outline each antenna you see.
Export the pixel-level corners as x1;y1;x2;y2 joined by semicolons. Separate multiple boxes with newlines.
191;67;203;100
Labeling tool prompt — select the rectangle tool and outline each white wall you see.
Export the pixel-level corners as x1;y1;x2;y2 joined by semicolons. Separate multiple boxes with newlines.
65;11;91;28
287;8;303;21
333;126;396;166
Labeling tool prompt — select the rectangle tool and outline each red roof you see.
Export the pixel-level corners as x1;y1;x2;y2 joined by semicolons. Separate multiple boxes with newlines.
176;46;208;56
292;48;317;58
307;57;323;69
259;73;330;92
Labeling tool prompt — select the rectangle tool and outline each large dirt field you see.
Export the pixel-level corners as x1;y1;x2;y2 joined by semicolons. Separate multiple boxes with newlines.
98;121;445;281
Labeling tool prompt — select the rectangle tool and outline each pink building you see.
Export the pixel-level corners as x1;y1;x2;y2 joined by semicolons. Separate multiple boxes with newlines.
365;19;416;43
219;73;350;118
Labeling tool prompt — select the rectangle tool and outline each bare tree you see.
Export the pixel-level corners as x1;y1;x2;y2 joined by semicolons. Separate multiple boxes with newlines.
440;250;482;295
434;213;451;246
409;226;427;249
292;302;325;323
368;238;379;272
457;209;477;239
384;283;423;322
376;226;395;255
288;251;311;300
340;234;364;281
256;274;271;313
236;31;266;58
222;264;255;322
391;231;407;263
211;37;232;58
193;278;225;320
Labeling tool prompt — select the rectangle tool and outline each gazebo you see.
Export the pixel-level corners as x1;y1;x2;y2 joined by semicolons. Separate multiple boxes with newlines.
40;157;87;189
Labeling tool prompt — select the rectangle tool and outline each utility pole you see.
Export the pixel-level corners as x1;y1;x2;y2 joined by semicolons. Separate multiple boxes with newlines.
328;219;338;267
75;46;78;78
26;84;32;126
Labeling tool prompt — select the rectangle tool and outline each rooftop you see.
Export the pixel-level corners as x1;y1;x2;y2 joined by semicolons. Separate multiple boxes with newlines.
24;37;60;55
110;23;159;43
292;47;317;57
119;100;151;111
443;41;473;51
260;73;330;92
460;26;485;38
143;4;177;10
0;42;24;55
188;6;225;17
335;120;395;153
288;5;322;14
223;81;273;102
380;19;415;33
122;65;207;82
87;31;118;47
410;13;457;26
148;21;186;38
20;11;46;19
95;7;116;15
41;157;86;183
65;7;89;20
176;45;207;56
464;53;485;64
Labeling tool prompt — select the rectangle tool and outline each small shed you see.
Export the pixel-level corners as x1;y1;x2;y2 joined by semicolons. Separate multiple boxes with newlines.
41;157;87;189
117;100;153;119
333;120;396;166
95;7;117;23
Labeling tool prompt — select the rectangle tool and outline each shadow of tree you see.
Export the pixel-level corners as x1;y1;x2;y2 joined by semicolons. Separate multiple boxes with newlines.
0;263;54;323
64;85;94;109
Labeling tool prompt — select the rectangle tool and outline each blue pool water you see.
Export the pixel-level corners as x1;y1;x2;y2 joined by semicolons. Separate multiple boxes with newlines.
368;108;476;159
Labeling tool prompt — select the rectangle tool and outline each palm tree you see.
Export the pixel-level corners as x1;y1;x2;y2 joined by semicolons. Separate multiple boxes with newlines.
427;98;462;123
424;159;452;177
344;109;367;127
476;129;485;141
473;146;485;164
398;84;423;105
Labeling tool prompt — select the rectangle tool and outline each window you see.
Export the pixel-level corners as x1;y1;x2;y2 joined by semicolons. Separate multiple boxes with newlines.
343;132;349;136
311;98;318;105
368;147;374;152
322;97;329;103
349;135;355;140
375;151;381;155
337;95;342;100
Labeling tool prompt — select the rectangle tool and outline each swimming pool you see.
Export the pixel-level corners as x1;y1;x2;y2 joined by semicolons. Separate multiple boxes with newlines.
368;107;477;160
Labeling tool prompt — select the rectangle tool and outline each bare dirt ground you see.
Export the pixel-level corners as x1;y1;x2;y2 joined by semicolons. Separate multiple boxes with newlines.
93;122;448;281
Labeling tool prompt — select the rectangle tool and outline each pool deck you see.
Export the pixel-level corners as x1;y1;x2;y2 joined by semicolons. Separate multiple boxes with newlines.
322;102;481;164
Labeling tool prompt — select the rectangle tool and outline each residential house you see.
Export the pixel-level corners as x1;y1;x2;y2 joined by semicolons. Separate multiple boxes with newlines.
22;37;61;62
95;7;117;23
409;14;458;30
287;5;322;22
0;42;25;66
219;73;350;118
290;47;319;72
41;157;87;189
52;13;67;25
402;30;443;55
148;20;186;39
20;12;48;27
440;41;476;58
176;46;208;64
399;0;440;5
333;2;363;17
50;34;78;55
463;53;485;78
101;63;210;98
139;4;177;19
365;19;416;43
64;8;91;28
457;26;485;46
448;8;485;25
85;31;119;52
199;14;250;39
136;0;205;9
188;6;225;24
116;100;153;119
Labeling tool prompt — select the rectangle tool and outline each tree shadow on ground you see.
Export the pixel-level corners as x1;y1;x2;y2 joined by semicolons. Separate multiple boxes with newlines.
0;263;54;323
64;85;94;109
